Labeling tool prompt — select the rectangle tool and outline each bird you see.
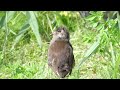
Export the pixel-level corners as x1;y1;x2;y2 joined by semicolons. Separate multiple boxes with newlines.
48;27;75;78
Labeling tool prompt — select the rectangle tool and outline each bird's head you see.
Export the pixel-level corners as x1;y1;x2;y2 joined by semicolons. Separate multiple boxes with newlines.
51;27;70;41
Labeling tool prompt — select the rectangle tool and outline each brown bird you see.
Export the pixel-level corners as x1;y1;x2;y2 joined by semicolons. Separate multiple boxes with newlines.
48;27;75;78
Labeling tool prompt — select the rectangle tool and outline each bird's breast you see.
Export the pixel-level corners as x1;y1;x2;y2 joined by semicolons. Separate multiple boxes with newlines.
50;41;68;53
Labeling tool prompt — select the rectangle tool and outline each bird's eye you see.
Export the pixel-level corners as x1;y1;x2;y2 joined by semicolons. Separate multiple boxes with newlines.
57;29;61;32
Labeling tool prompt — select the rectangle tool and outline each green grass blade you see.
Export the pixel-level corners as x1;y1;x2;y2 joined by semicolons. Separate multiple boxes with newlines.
9;29;17;35
0;14;6;29
17;23;30;36
78;35;100;68
114;55;120;78
27;11;42;48
6;11;16;22
46;14;53;32
11;23;30;50
85;15;96;21
117;11;120;31
84;41;100;58
0;11;16;29
110;42;115;66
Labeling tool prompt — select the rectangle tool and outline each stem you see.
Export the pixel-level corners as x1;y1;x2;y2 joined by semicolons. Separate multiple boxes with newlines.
2;11;9;64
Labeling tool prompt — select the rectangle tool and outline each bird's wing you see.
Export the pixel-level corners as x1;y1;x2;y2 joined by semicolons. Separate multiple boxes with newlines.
48;48;54;67
67;43;75;68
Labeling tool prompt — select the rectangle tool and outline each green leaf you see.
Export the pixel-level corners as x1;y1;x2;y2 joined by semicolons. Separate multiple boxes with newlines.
17;23;30;36
27;11;42;47
0;15;6;29
110;42;115;66
6;11;16;22
93;22;98;28
11;23;30;50
9;29;17;35
46;14;53;32
0;11;5;17
85;15;96;21
112;11;117;18
78;35;101;68
0;11;16;29
96;24;104;30
89;11;96;15
84;41;100;58
117;12;120;30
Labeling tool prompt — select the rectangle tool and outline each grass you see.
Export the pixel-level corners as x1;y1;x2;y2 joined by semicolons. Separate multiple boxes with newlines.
0;11;120;79
0;26;112;79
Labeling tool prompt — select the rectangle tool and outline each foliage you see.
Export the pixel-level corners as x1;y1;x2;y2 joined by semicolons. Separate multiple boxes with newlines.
79;11;120;78
0;11;120;79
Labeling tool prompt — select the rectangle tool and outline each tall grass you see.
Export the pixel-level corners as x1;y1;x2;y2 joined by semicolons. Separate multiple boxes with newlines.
0;11;120;79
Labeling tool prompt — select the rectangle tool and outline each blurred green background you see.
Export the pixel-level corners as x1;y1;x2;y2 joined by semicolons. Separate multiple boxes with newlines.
0;11;120;79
